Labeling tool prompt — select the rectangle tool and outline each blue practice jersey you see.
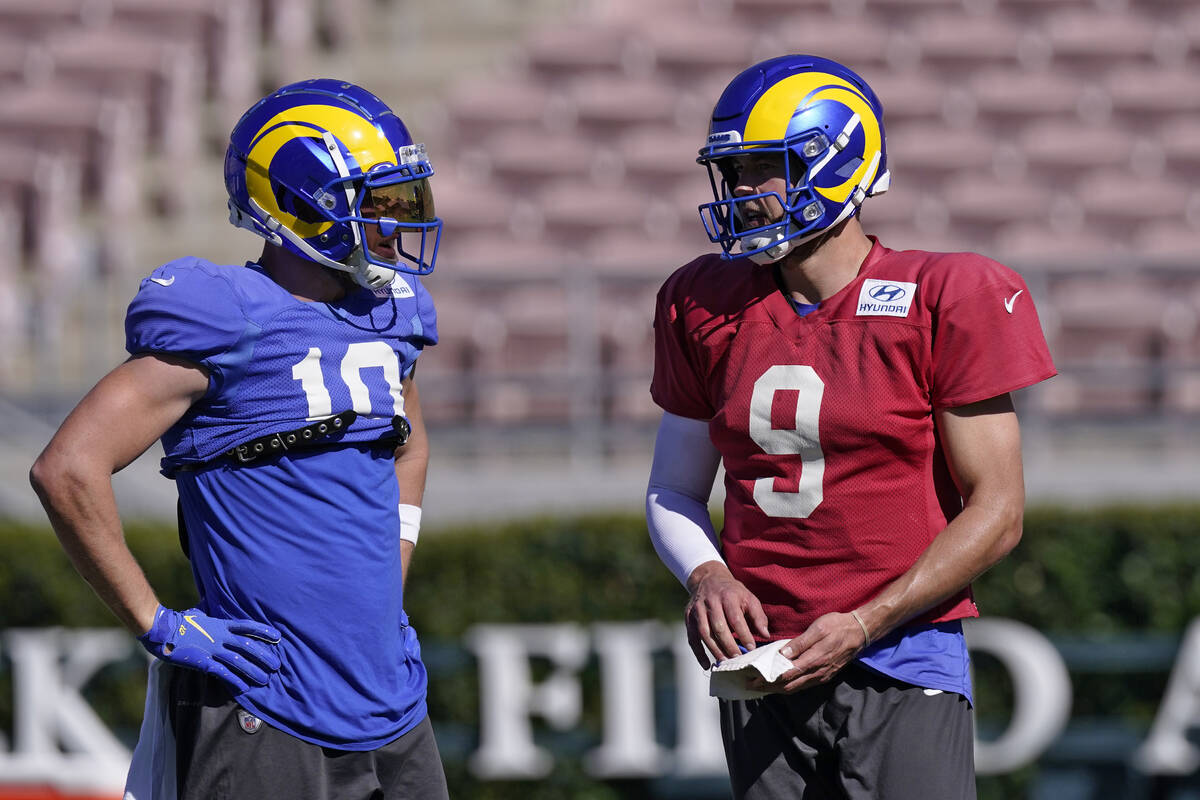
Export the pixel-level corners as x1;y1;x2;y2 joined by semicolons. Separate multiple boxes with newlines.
125;257;436;749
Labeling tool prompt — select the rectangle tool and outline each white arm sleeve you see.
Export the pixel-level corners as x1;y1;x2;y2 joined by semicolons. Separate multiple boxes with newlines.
646;411;725;588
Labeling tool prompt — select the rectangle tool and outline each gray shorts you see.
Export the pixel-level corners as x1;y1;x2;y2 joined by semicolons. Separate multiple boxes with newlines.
170;668;449;800
719;664;976;800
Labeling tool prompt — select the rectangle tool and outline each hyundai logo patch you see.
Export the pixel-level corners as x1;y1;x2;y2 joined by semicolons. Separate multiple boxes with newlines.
857;279;918;317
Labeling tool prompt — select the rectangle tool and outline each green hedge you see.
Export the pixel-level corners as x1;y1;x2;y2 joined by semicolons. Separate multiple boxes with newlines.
3;506;1200;799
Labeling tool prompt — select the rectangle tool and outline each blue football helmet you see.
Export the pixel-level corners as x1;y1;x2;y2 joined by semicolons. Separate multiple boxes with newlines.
224;78;441;288
698;55;890;264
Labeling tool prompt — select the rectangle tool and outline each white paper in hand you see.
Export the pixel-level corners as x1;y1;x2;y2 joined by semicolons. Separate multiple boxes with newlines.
708;639;795;700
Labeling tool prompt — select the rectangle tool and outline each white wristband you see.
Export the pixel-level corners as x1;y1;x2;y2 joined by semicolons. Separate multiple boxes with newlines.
398;503;422;545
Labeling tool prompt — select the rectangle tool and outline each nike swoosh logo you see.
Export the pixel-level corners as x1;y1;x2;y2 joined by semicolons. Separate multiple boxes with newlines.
1004;289;1024;314
150;276;175;287
184;615;215;643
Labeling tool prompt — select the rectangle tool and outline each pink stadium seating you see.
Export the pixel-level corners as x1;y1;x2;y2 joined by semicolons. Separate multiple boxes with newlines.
105;0;260;132
0;140;85;276
1132;222;1200;273
434;235;569;281
615;125;711;194
428;172;541;240
761;17;892;74
1017;120;1137;176
42;25;206;212
887;121;998;180
537;180;675;244
579;229;711;281
1076;171;1192;234
992;223;1130;276
720;0;835;17
522;25;644;82
942;172;1054;236
476;129;609;192
1043;8;1164;69
908;12;1029;72
444;78;569;147
1104;66;1200;123
964;68;1086;129
1157;116;1200;178
643;21;761;83
0;83;143;225
1040;278;1172;415
861;70;950;123
565;75;684;136
0;0;90;37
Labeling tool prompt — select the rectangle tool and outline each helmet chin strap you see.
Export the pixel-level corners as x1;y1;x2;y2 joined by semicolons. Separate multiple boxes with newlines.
740;224;797;265
245;197;397;290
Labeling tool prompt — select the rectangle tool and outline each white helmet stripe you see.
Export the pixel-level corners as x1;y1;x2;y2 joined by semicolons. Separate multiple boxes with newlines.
322;132;360;249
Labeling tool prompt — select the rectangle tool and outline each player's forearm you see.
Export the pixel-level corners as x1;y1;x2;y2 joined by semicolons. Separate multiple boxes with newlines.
853;493;1023;642
30;456;159;634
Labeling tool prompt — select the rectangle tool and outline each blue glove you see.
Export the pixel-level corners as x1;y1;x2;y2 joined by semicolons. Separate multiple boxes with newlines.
138;605;282;693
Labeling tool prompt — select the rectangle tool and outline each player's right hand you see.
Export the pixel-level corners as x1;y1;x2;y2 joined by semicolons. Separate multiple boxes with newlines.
684;562;770;670
137;605;282;693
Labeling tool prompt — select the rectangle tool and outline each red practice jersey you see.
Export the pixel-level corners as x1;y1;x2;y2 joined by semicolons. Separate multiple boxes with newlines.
651;238;1056;638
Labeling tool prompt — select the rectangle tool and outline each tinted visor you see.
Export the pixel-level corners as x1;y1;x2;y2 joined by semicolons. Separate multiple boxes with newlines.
362;178;436;227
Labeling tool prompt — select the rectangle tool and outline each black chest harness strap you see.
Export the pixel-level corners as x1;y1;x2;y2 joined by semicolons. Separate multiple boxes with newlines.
177;410;412;471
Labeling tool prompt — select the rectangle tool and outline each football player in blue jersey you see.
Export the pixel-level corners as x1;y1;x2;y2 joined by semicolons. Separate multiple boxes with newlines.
30;79;450;799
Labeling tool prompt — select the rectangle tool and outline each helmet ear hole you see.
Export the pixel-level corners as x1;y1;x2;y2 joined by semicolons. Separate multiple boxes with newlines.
272;182;326;225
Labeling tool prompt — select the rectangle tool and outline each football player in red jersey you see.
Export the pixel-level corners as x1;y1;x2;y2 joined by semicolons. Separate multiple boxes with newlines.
645;55;1056;799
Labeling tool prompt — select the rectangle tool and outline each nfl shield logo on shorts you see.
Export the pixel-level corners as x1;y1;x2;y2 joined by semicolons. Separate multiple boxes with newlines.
236;709;264;734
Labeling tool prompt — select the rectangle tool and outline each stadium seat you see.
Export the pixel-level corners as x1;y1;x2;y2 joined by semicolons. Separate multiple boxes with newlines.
1132;222;1200;274
1104;65;1200;124
475;128;618;193
863;224;972;256
860;69;951;123
1017;119;1137;178
0;83;143;227
764;16;892;73
536;180;678;244
642;20;761;84
521;24;646;82
887;121;997;181
1043;8;1164;69
1075;170;1192;234
105;0;260;134
42;26;206;213
1042;278;1171;416
942;172;1055;237
992;222;1129;279
908;12;1030;73
435;234;570;281
565;75;684;136
428;172;542;240
1158;116;1200;179
443;78;571;147
964;68;1086;130
719;0;835;17
0;0;91;38
614;124;711;195
855;186;922;229
579;229;709;282
0;140;85;277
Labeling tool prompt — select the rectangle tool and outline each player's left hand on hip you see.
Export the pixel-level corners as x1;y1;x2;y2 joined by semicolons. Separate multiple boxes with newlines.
137;605;282;694
765;612;867;693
